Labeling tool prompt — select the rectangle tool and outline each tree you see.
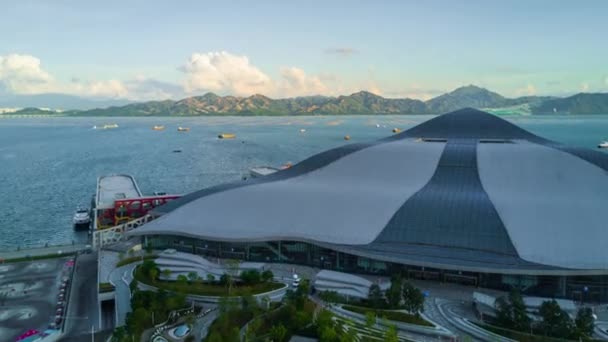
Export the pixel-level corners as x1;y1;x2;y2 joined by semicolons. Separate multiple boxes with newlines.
538;299;574;338
365;311;376;329
241;293;259;314
110;326;127;342
261;269;274;282
149;268;159;282
176;274;188;287
140;259;158;277
385;324;399;342
207;331;223;342
225;259;240;295
187;271;198;283
386;277;403;308
495;289;530;332
270;323;288;342
575;307;595;338
220;273;231;286
339;323;357;342
206;273;216;283
240;269;261;285
129;279;138;293
245;316;262;341
161;269;171;279
368;283;384;309
402;282;425;314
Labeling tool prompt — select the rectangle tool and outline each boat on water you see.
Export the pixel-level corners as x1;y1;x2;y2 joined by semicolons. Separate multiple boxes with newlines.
94;123;118;130
344;135;351;140
218;133;236;139
177;127;190;132
153;125;165;131
392;128;401;133
598;141;608;149
73;208;91;230
299;128;306;133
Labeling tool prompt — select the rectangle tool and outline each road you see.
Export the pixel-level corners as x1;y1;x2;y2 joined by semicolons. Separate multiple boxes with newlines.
109;262;138;326
63;252;99;339
194;310;219;341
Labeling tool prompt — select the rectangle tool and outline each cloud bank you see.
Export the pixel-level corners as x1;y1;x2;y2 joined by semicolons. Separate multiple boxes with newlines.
180;51;329;97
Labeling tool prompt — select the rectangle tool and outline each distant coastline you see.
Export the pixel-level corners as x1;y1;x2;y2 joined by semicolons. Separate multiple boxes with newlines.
2;85;608;117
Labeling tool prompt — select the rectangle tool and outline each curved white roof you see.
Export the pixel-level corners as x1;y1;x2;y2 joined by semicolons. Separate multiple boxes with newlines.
130;109;608;274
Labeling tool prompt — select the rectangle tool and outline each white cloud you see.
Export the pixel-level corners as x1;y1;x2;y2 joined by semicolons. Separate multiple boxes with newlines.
180;51;338;98
69;79;129;98
0;54;53;93
515;84;537;96
0;53;185;101
181;51;273;96
277;67;328;97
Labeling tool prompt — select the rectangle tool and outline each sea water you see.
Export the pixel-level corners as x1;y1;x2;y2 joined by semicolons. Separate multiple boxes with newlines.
0;115;607;248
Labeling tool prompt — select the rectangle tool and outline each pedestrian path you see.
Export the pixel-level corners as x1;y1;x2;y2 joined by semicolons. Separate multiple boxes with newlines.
0;244;89;261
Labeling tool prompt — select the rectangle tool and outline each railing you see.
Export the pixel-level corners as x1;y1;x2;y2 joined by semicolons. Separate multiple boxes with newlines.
92;215;153;248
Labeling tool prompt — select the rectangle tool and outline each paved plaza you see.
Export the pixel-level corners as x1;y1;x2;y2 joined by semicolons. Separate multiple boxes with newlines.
0;257;74;341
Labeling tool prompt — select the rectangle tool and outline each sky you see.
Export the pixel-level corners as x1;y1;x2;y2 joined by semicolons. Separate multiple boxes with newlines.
0;0;607;101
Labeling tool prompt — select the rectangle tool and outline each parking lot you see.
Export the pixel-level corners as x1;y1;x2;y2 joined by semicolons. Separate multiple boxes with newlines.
0;256;74;341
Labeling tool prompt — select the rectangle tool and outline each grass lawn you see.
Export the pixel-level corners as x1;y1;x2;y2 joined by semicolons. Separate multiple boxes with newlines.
116;254;157;267
333;315;415;342
342;305;434;327
134;266;284;296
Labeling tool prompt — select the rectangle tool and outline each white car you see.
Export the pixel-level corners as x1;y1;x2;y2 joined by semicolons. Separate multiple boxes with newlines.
292;274;300;288
72;208;91;226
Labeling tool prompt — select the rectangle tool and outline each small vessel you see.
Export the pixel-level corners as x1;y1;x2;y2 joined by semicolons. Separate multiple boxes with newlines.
101;124;119;130
218;133;236;139
392;128;401;133
73;208;91;229
249;166;279;178
344;135;351;140
153;125;165;131
172;149;182;153
177;127;190;132
299;129;306;133
598;141;608;149
375;124;381;128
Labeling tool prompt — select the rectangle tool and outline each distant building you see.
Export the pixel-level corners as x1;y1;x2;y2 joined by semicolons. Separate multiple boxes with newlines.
130;108;608;301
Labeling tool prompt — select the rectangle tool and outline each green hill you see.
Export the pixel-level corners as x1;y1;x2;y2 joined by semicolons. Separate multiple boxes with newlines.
29;86;608;116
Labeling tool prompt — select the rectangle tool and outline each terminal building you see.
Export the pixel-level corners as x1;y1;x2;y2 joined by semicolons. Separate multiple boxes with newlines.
129;108;608;301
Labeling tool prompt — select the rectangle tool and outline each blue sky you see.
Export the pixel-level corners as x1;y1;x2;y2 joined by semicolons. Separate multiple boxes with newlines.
0;0;607;100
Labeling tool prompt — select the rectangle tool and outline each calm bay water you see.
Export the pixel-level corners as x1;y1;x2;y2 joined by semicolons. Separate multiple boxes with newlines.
0;115;607;249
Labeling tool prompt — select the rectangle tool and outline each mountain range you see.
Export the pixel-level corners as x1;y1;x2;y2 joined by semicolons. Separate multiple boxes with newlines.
3;85;608;116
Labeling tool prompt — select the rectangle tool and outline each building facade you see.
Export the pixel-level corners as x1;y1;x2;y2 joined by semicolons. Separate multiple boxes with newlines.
131;108;608;301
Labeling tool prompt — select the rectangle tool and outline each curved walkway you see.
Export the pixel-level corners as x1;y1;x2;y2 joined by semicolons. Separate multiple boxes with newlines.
108;262;138;326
